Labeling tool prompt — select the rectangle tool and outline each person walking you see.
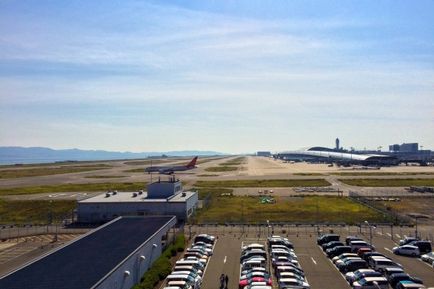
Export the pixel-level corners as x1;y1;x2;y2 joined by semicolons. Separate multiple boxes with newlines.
220;274;225;289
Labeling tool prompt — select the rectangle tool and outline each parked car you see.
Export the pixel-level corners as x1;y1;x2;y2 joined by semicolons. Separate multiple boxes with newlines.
335;256;363;267
393;245;421;257
317;234;340;245
241;267;268;276
362;252;386;262
339;259;368;273
332;253;358;264
350;241;375;253
399;237;419;246
322;241;344;251
277;278;310;289
239;276;272;289
388;273;423;289
352;277;389;289
371;259;403;273
275;266;304;278
383;267;405;280
421;252;434;264
345;269;382;286
194;234;215;245
278;272;305;281
267;237;294;249
346;236;364;246
408;241;432;254
327;246;352;258
173;266;203;276
357;247;373;257
240;272;270;281
242;243;265;251
395;280;426;289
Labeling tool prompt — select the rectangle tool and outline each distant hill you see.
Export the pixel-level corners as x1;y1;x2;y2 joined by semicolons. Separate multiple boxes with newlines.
0;146;225;165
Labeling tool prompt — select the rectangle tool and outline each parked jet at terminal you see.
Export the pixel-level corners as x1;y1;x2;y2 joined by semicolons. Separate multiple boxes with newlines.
145;157;198;174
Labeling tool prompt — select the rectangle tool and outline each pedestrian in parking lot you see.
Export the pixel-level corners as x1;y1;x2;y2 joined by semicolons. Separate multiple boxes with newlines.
220;273;225;288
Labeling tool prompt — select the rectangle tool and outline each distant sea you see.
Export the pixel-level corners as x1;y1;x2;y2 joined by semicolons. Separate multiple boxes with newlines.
0;157;124;165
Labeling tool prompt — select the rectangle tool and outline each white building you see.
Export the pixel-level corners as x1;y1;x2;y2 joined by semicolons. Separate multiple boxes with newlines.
77;179;198;223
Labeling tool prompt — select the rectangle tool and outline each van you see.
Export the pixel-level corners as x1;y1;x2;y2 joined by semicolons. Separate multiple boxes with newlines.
409;241;432;254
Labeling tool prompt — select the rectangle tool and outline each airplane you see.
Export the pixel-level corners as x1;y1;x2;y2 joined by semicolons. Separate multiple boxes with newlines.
144;157;198;175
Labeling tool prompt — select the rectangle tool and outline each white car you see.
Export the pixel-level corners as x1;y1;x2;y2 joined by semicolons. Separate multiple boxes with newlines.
278;278;310;289
393;245;421;257
421;252;434;264
345;269;376;283
352;277;388;289
242;243;266;251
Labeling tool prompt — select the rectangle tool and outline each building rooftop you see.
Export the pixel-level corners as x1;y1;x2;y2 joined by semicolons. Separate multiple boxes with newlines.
79;191;197;203
0;216;176;289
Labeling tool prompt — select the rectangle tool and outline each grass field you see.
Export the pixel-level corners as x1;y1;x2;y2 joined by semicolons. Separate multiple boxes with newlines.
0;199;76;224
204;166;238;172
195;179;330;188
376;197;434;217
0;182;147;196
194;195;388;224
124;168;146;173
0;164;111;179
332;172;434;176
193;187;234;199
339;178;434;187
84;175;127;179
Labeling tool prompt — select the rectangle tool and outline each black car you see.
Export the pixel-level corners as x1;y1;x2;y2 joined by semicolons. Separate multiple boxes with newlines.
388;273;424;289
317;234;340;245
409;240;432;254
338;259;368;273
327;246;352;258
345;236;363;246
322;241;344;251
268;237;294;249
361;252;386;262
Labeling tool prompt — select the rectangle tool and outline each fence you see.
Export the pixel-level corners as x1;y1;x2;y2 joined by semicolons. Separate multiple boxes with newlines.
0;225;90;240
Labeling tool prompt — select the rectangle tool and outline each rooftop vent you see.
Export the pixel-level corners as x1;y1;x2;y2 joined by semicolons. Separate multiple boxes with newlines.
138;190;143;195
132;192;138;197
181;192;186;197
105;192;111;198
112;191;117;195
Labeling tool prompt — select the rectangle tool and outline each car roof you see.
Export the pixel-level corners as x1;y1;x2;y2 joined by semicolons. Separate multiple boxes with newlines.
363;277;388;281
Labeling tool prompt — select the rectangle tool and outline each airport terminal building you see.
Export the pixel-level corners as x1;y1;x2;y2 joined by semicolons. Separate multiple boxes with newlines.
77;178;198;223
0;216;177;289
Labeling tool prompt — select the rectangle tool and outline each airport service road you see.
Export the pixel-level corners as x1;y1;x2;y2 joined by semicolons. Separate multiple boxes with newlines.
200;232;350;289
372;236;434;287
292;236;350;289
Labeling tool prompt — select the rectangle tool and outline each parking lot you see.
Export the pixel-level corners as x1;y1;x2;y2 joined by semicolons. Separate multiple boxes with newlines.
192;227;433;289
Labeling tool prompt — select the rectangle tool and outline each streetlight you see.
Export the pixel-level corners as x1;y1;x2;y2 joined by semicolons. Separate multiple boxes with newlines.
365;221;373;246
407;213;429;239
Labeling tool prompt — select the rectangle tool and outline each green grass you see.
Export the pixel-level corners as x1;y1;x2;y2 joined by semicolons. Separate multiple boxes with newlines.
0;164;111;179
193;187;234;199
0;199;76;224
195;179;330;188
332;172;434;176
195;195;388;224
339;178;434;187
219;157;245;166
204;166;238;172
0;182;147;196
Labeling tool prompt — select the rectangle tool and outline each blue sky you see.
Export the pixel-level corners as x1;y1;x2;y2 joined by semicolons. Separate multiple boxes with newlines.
0;0;433;153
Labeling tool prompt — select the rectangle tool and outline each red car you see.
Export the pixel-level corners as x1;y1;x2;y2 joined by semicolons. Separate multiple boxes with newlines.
239;277;272;289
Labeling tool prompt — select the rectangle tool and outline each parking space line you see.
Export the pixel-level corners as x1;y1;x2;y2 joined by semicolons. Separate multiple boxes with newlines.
377;232;382;235
223;256;227;263
384;247;393;253
386;233;392;237
311;257;317;265
395;234;401;239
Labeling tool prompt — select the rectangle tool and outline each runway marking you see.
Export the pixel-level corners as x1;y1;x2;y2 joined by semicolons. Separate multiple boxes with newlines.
311;257;317;265
395;234;401;239
224;256;227;263
384;247;393;253
386;233;392;237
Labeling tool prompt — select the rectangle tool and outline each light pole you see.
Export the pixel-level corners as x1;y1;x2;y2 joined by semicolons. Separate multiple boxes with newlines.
365;221;373;246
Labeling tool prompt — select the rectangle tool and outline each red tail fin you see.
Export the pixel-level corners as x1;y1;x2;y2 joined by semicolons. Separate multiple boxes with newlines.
186;156;198;168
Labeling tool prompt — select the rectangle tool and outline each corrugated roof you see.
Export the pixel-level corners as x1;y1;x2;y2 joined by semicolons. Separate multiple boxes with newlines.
0;216;176;289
